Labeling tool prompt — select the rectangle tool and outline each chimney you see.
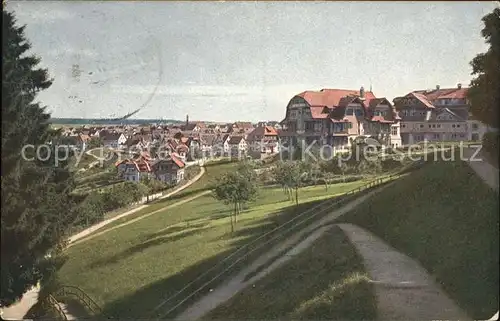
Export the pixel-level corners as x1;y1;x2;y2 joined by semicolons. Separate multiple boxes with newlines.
457;83;462;89
436;85;440;90
359;86;365;99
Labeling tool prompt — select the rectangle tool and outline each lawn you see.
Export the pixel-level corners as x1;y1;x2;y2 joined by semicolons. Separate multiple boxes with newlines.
205;226;376;320
337;152;499;319
57;180;371;318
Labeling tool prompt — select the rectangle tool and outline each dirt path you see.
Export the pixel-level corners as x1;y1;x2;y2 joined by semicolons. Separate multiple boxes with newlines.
1;284;40;320
172;184;393;320
68;166;206;245
338;223;471;321
1;166;206;320
462;147;498;191
69;189;211;247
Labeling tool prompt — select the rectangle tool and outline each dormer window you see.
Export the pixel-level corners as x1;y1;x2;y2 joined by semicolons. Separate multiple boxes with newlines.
355;109;363;117
346;108;354;116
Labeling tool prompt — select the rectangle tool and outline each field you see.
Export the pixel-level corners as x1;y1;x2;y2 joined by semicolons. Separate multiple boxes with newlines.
57;179;371;318
205;226;376;320
337;153;499;319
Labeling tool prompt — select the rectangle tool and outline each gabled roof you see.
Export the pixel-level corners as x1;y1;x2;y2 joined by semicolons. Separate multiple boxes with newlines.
413;87;468;100
171;153;185;168
228;136;245;144
397;92;435;109
296;89;377;108
310;106;331;119
101;132;123;141
200;135;217;146
248;126;278;137
435;108;465;121
233;122;254;130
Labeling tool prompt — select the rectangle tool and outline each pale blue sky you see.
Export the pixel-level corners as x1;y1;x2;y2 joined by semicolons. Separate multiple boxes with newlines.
7;1;498;122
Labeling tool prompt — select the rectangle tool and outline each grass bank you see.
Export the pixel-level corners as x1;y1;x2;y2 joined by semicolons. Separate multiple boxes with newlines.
57;181;369;318
337;154;499;319
205;226;376;320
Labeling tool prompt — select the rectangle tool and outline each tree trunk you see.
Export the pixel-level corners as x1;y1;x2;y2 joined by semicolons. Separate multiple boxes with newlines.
295;187;299;206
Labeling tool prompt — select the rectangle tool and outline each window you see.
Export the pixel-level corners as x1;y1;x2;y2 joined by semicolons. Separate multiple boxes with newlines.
420;124;424;128
391;127;398;135
410;109;416;116
456;124;460;128
437;124;441;128
433;134;440;139
402;110;409;116
472;123;479;130
355;109;363;117
428;124;432;128
348;123;353;129
401;124;406;128
452;124;455;128
346;109;354;115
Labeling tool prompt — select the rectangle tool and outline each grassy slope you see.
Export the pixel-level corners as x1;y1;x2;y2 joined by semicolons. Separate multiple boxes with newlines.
337;156;499;319
205;226;376;320
57;181;368;318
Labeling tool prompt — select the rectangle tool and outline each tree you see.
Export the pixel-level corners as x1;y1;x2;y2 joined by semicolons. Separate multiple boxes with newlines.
213;168;258;233
288;161;310;206
272;161;293;200
87;137;102;149
468;7;500;128
1;9;81;306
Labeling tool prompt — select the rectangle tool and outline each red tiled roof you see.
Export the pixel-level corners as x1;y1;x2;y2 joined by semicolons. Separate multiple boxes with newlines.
370;116;394;123
248;126;278;138
264;126;278;136
297;89;377;108
171;153;185;168
413;87;468;100
310;106;330;119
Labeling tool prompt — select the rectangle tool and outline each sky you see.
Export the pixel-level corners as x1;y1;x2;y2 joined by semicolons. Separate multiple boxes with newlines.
7;1;499;122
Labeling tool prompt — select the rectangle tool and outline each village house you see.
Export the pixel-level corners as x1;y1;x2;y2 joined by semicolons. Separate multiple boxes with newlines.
200;134;217;156
232;122;255;135
246;126;280;155
100;132;127;149
150;154;186;185
279;87;402;153
224;135;247;156
115;157;152;182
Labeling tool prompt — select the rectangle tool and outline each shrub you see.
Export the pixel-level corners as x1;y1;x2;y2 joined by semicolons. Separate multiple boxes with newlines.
482;132;499;163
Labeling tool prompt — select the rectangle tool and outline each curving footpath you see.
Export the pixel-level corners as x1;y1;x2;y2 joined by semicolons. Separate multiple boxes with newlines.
338;223;470;321
1;165;206;320
173;183;395;320
68;165;206;244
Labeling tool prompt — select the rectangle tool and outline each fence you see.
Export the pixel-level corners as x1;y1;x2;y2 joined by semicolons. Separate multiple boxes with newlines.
54;285;105;318
151;173;406;320
47;294;68;321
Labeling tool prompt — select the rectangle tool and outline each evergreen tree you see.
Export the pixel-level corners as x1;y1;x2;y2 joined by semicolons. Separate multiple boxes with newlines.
468;7;500;128
1;9;80;307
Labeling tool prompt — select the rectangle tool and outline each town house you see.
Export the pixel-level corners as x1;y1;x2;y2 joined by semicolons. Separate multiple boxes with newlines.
279;87;402;153
394;84;474;144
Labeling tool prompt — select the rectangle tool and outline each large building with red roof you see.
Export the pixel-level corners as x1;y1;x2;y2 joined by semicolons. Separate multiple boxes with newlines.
393;84;486;144
280;87;402;151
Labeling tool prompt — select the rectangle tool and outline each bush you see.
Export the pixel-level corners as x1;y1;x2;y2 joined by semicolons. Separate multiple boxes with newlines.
482;132;499;163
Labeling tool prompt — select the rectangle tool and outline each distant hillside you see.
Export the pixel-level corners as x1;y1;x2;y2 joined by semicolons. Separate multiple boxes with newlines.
50;118;184;125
